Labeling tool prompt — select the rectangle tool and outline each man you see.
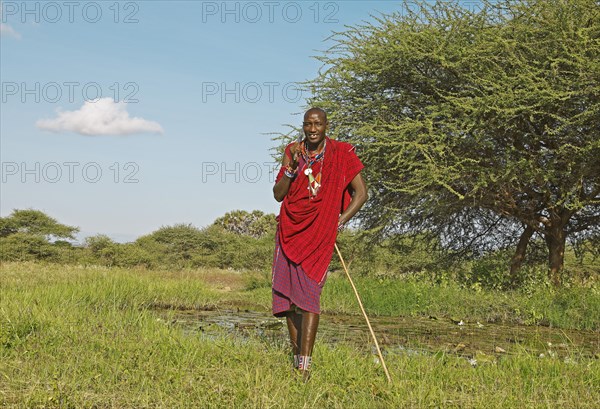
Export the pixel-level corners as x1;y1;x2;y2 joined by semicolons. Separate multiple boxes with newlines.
272;107;368;381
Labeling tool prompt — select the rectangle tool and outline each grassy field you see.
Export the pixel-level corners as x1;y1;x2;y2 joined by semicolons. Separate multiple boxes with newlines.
1;262;599;408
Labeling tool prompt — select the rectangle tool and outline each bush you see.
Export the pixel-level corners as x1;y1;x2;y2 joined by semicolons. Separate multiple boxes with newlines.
331;231;439;278
0;233;59;261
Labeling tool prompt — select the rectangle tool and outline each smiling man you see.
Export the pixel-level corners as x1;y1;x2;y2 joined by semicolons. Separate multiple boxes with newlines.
272;107;368;381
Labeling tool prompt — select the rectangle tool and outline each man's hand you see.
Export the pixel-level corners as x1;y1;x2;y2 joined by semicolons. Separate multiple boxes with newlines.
337;173;368;228
289;142;301;170
274;141;303;202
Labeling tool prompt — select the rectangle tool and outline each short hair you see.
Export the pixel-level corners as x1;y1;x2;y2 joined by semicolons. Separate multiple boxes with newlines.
304;107;327;122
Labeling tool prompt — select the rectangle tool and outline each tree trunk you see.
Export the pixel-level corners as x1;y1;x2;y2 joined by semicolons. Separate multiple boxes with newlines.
510;225;534;287
545;224;567;287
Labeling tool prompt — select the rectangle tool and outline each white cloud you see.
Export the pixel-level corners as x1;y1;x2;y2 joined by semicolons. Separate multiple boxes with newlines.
36;98;164;136
0;23;21;39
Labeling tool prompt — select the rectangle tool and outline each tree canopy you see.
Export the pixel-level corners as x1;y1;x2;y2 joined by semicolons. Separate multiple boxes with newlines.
0;209;79;240
302;0;600;285
213;210;276;238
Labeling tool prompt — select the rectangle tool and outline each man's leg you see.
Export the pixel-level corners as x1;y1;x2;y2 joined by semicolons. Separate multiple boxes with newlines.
299;311;320;381
285;309;302;370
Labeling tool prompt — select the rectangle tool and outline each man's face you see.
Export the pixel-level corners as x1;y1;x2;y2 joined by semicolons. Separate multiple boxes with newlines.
303;112;327;146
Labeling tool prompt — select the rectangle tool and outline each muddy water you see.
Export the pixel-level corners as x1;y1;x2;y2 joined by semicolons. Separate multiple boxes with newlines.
159;308;600;362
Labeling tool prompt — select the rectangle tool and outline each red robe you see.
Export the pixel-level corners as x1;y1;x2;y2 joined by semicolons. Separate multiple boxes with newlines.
275;137;364;284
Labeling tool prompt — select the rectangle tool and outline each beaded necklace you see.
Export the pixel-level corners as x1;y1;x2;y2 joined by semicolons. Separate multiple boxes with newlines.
301;139;326;198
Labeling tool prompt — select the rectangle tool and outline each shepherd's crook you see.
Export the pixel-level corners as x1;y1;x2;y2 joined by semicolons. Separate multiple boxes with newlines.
334;243;392;383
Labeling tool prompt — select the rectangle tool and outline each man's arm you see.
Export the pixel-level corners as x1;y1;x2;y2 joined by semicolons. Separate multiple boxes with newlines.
338;172;368;227
273;143;301;202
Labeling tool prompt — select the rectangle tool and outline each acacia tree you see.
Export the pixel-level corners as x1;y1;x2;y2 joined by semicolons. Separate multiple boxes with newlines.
213;210;276;238
305;0;600;286
0;209;78;239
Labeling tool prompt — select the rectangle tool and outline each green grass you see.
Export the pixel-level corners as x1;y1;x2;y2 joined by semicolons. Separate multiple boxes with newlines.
1;262;599;408
322;274;600;330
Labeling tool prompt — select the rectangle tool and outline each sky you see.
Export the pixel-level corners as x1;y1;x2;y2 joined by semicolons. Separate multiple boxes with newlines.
1;0;453;242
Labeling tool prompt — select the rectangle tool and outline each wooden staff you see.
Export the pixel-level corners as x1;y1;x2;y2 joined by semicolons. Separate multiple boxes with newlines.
334;243;392;383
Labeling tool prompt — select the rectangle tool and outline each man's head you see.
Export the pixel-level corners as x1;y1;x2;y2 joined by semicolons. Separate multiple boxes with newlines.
303;108;328;148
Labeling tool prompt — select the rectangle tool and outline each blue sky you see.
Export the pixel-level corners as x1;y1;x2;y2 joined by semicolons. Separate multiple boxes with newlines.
1;1;419;242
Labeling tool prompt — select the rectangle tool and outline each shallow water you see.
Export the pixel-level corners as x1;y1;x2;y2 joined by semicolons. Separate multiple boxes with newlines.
158;307;600;362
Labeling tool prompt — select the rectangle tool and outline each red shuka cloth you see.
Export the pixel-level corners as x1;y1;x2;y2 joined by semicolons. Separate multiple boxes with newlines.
275;137;364;284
